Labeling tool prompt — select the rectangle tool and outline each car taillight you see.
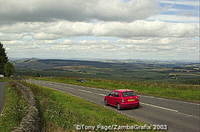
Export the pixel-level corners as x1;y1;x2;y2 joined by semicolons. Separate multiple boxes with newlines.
135;96;140;100
121;99;125;103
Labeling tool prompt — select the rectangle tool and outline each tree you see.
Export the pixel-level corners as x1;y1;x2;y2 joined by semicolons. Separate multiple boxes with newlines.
0;42;8;74
4;62;15;77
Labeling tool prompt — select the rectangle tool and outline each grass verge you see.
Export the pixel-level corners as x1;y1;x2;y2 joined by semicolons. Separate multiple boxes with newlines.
35;77;200;103
0;83;28;132
0;78;10;82
23;82;145;132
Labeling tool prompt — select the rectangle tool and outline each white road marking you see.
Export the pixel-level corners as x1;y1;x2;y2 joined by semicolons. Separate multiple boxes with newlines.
32;80;199;106
79;89;93;93
141;95;200;106
29;80;199;118
178;112;194;117
57;87;74;90
140;102;197;118
45;83;75;90
98;94;106;96
89;87;110;92
140;102;179;112
65;87;74;90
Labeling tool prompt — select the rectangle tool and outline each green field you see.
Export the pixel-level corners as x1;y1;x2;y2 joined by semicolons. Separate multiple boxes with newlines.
23;82;145;132
0;78;10;82
0;83;28;132
35;77;200;103
14;59;200;85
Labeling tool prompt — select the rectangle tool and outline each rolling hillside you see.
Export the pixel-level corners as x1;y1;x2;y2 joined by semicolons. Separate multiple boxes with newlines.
13;59;200;84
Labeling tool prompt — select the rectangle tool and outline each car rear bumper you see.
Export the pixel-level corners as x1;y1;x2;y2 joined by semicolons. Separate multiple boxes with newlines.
120;101;139;108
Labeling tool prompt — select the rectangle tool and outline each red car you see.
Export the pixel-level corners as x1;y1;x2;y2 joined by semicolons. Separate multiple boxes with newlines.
104;89;140;110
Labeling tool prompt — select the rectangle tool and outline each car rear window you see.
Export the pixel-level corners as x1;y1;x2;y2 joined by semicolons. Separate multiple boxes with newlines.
122;91;136;97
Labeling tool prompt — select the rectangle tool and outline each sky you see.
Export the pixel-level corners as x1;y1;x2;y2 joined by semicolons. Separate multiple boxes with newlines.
0;0;199;62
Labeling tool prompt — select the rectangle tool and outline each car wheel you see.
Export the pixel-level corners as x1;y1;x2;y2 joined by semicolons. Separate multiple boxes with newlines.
104;100;108;106
117;104;121;110
135;106;139;109
135;104;140;108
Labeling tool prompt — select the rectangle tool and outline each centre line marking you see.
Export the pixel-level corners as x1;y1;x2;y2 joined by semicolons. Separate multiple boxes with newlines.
141;102;178;112
79;89;93;93
98;94;106;96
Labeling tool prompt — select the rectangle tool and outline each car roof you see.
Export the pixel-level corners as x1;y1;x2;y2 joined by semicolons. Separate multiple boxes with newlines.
113;89;133;92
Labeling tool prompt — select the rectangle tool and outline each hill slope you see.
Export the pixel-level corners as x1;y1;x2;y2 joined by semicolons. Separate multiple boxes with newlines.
14;59;200;84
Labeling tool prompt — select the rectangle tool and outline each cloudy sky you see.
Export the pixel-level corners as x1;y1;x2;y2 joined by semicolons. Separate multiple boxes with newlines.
0;0;199;61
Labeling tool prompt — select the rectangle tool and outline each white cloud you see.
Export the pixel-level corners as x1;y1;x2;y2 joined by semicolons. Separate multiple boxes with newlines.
147;15;200;23
0;0;198;61
0;32;24;41
0;20;198;40
161;0;200;7
33;32;61;40
118;38;174;45
3;37;199;61
0;0;159;24
92;21;198;37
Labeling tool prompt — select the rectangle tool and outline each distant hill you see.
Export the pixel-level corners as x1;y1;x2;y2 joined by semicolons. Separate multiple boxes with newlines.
13;59;200;84
14;59;115;70
14;58;200;70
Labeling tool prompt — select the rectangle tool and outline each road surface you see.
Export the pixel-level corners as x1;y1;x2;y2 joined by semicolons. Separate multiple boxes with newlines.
27;79;200;132
0;82;6;113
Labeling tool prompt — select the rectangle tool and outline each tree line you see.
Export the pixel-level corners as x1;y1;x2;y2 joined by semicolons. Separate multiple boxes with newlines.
0;42;15;77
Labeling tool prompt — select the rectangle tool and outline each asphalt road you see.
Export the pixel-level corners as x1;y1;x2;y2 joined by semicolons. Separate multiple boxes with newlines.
0;82;6;113
27;79;200;132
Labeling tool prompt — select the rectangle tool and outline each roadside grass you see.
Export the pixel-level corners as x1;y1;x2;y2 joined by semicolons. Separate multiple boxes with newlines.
0;83;28;132
23;82;145;132
0;78;10;82
35;77;200;103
